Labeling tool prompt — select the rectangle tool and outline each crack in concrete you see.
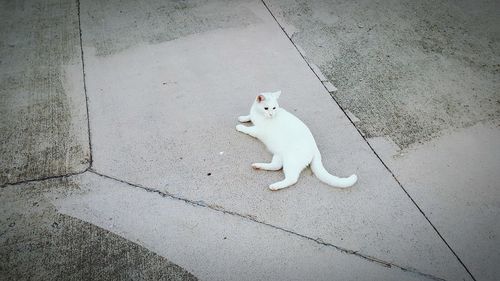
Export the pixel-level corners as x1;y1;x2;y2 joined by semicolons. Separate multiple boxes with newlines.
76;0;93;168
88;169;447;281
0;169;87;188
1;165;449;281
258;1;477;280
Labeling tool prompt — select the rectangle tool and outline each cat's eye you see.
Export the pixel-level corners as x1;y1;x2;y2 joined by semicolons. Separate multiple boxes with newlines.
264;107;268;110
273;107;276;109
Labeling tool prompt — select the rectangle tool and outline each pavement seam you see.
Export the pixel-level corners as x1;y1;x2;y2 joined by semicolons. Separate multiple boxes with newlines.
0;169;88;188
76;0;93;169
88;169;446;281
258;1;477;280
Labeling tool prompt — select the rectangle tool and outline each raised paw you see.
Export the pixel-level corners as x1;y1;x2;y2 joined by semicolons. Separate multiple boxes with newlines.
238;115;251;122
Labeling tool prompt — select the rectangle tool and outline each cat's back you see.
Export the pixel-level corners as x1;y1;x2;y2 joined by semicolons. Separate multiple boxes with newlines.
276;109;309;132
262;108;316;152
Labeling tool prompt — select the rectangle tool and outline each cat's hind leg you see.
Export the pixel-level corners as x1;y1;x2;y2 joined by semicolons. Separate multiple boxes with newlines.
252;155;282;171
269;160;303;190
238;115;251;122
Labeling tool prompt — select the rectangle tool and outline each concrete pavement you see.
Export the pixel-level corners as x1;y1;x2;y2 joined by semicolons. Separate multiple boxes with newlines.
369;123;500;281
1;172;438;281
81;0;469;279
265;0;500;280
1;0;497;280
0;176;196;280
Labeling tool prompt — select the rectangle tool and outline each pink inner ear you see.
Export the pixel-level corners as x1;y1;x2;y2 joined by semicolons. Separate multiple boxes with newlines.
257;95;265;102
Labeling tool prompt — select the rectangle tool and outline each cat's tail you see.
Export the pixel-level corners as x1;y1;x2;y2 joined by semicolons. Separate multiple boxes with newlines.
311;151;357;188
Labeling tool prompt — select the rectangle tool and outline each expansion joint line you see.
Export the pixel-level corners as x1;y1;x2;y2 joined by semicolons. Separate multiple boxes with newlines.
88;169;445;281
76;0;93;168
0;169;87;188
258;1;476;280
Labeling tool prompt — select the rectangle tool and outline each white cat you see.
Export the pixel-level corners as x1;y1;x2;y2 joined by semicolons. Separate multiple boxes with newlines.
236;91;358;190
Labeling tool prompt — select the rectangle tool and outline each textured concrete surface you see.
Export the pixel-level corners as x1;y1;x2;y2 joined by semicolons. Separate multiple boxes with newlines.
0;177;197;281
266;0;500;148
81;0;262;57
0;0;90;185
1;0;497;280
369;122;500;281
81;0;469;280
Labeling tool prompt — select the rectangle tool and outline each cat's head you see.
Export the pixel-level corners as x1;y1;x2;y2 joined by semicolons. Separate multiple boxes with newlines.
254;90;281;118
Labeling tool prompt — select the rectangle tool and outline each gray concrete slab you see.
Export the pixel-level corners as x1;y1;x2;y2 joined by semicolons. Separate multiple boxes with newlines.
0;176;197;280
369;122;500;281
80;0;470;280
265;0;500;149
1;172;440;281
0;0;90;185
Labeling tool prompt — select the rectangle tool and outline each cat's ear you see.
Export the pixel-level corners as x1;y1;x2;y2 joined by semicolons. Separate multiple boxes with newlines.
257;95;265;103
273;91;281;99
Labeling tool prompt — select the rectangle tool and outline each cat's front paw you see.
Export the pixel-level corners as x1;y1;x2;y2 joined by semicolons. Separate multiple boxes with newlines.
236;124;246;133
238;115;251;122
